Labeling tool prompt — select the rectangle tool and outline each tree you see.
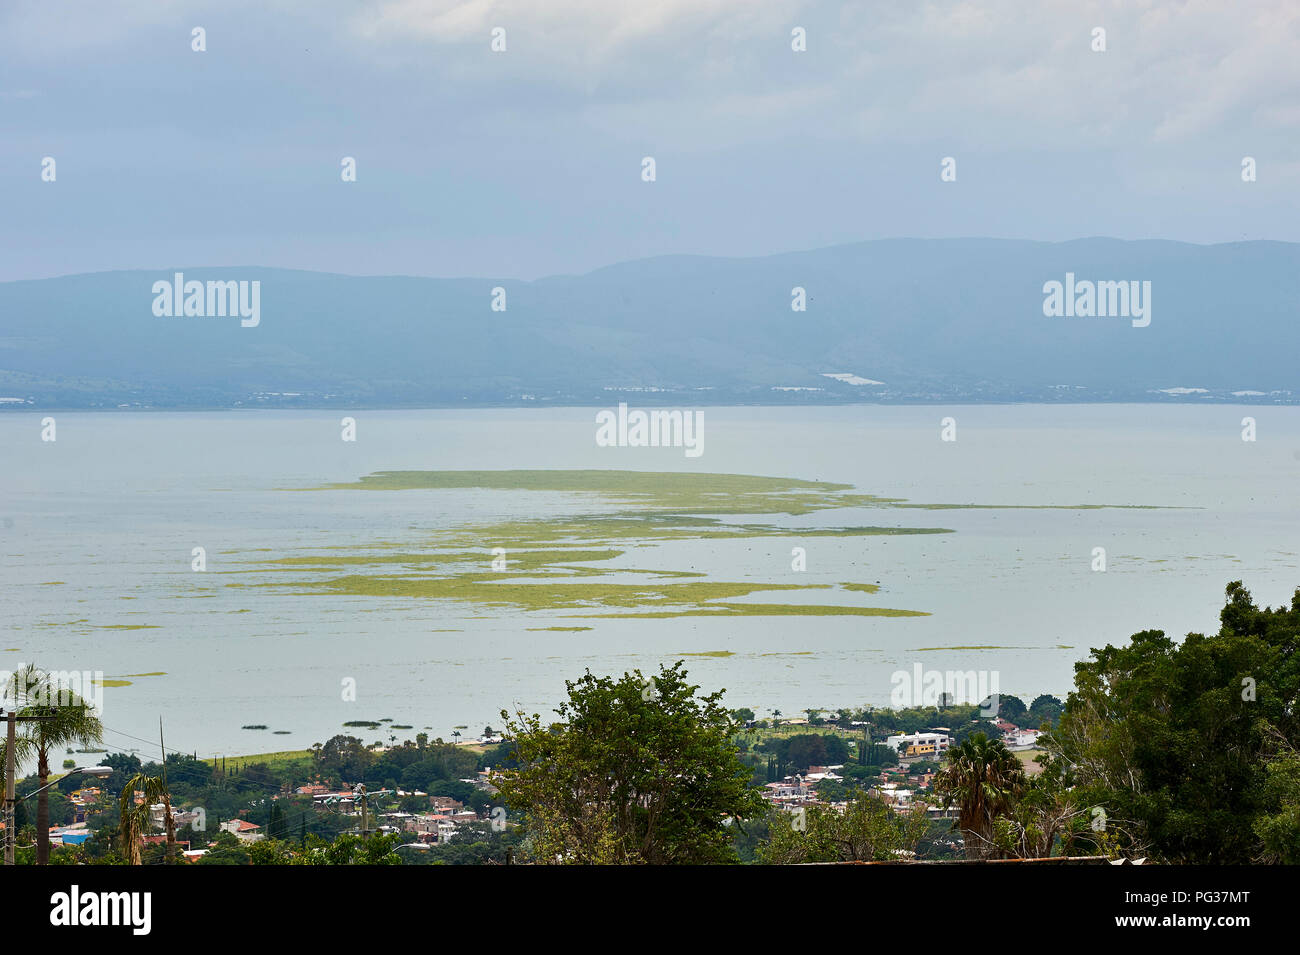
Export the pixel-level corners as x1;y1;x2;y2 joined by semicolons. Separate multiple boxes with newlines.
759;791;930;864
4;665;104;864
783;734;827;772
1027;694;1064;728
1254;732;1300;863
197;831;250;865
934;732;1027;859
119;772;176;865
955;719;1003;745
995;695;1028;725
100;752;143;794
1042;582;1300;863
987;756;1124;859
316;735;372;783
496;661;765;864
293;832;402;865
267;802;287;840
248;838;293;865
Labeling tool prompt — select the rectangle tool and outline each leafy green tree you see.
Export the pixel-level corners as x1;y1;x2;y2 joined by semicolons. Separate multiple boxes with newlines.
759;791;930;864
1027;694;1064;728
267;802;287;840
398;822;522;866
496;661;765;864
1043;582;1300;863
316;735;373;783
954;719;1003;745
994;695;1028;724
1254;736;1300;863
934;732;1027;859
783;734;827;772
478;741;518;770
248;838;293;865
198;831;250;865
987;756;1120;859
292;832;402;865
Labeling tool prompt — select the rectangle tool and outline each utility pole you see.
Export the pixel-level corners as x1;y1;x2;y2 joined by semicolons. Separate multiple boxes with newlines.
4;709;13;866
3;709;55;866
350;785;393;839
159;717;176;864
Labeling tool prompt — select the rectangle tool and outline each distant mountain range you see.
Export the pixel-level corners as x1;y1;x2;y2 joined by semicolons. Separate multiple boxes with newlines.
2;238;1297;409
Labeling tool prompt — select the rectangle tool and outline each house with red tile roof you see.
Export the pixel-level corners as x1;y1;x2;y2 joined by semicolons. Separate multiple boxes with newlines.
218;819;265;843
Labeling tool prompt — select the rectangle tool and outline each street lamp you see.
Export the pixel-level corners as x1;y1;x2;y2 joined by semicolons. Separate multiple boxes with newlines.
22;765;114;801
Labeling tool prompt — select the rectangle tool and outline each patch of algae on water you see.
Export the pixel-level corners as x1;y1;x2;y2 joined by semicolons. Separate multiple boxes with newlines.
274;576;831;610
242;471;958;618
890;502;1188;511
314;469;905;515
581;604;927;619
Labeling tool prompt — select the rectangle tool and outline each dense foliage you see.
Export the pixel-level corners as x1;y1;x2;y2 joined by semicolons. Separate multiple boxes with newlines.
1042;581;1300;863
496;661;766;864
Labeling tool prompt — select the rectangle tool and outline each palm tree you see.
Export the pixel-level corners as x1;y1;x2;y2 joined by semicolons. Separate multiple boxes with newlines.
934;731;1027;859
4;665;104;864
119;772;175;865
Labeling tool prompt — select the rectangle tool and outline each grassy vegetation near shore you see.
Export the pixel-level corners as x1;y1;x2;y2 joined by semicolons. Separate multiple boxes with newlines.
205;750;314;773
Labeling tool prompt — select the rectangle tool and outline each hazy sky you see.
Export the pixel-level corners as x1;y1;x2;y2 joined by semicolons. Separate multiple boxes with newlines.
2;0;1297;281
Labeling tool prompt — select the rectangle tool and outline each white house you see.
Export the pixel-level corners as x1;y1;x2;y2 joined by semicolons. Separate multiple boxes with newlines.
219;819;265;843
1004;728;1043;750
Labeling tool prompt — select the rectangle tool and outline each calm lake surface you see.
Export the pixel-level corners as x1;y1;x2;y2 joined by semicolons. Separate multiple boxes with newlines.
4;404;1298;760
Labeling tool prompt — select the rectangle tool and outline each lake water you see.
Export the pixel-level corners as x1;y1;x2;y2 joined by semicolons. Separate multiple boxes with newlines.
3;404;1298;761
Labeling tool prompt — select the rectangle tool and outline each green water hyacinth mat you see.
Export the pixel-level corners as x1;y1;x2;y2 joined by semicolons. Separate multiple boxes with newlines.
230;470;1175;619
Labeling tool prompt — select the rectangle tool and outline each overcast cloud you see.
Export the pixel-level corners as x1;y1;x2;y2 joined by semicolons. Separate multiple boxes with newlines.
1;0;1296;281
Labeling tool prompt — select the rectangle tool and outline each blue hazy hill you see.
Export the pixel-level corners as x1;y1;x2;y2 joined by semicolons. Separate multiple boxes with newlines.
2;238;1297;408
